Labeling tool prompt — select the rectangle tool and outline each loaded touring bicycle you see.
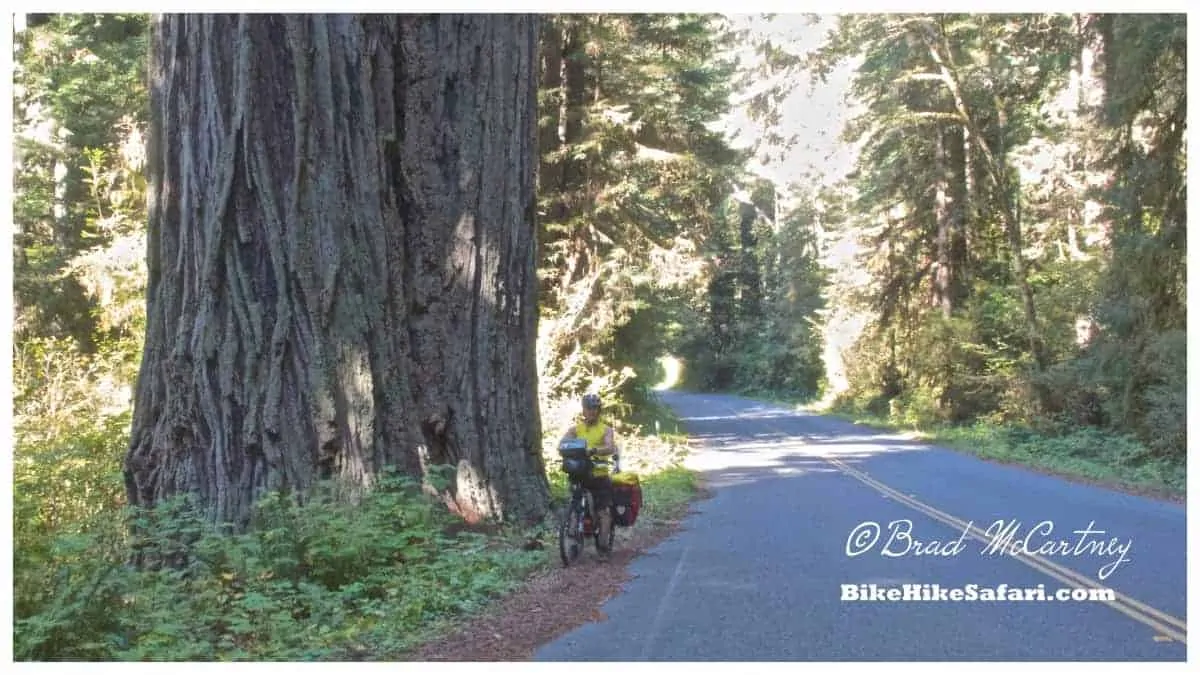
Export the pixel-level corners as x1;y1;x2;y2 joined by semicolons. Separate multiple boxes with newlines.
556;438;643;565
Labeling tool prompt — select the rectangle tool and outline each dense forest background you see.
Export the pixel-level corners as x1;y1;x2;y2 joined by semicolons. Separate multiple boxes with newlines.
12;13;1185;660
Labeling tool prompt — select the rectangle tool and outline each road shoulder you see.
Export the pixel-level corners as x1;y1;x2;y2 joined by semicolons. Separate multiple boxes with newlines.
405;473;711;661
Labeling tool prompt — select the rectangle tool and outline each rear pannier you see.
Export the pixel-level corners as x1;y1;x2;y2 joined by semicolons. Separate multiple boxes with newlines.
611;472;642;527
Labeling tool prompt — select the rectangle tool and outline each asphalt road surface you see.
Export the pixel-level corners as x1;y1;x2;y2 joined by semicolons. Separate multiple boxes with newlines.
533;391;1187;661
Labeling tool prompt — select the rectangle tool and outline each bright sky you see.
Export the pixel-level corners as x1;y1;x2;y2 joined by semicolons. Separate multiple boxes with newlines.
715;12;866;273
716;13;863;196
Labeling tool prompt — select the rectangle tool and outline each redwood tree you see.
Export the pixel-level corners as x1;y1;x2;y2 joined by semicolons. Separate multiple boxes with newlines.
124;13;550;527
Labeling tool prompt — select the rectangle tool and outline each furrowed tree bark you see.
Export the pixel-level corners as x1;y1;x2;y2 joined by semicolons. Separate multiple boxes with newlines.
125;13;550;529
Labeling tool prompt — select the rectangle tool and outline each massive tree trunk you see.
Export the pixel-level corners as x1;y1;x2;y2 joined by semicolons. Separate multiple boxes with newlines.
125;13;550;529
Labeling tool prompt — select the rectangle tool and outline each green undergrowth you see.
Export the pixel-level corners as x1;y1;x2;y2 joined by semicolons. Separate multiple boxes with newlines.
812;399;1186;502
15;405;700;662
632;465;700;525
15;470;546;661
680;382;1184;502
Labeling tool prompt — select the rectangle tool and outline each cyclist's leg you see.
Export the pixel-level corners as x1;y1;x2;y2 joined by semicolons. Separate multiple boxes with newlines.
589;476;613;510
585;474;615;555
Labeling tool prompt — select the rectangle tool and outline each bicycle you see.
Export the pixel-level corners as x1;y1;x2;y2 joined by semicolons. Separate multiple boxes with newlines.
557;438;616;566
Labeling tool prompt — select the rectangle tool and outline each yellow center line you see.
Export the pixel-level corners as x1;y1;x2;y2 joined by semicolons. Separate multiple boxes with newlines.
707;400;1187;645
829;456;1187;644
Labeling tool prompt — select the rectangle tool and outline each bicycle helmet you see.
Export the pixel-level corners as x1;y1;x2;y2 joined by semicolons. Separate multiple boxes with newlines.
582;393;602;411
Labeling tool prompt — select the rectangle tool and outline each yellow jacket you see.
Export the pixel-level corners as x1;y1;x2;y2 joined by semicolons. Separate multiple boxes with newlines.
569;420;614;476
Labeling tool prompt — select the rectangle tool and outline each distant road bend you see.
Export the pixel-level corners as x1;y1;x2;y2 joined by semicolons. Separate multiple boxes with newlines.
535;391;1187;661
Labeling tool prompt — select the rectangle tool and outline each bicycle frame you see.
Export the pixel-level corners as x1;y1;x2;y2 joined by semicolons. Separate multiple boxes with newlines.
567;479;592;533
557;439;617;566
559;473;612;566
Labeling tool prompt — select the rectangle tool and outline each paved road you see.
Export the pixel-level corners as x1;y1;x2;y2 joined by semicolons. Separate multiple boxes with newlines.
533;391;1188;661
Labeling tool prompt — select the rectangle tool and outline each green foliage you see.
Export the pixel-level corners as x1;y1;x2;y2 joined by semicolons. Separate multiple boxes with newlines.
13;337;138;593
15;470;550;661
824;404;1183;499
535;13;748;417
1073;15;1187;462
16;411;701;662
635;466;699;525
673;178;829;401
1136;330;1186;457
14;13;150;348
771;11;1188;486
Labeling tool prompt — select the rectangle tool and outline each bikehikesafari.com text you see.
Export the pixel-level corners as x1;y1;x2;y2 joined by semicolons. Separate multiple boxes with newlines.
841;583;1116;603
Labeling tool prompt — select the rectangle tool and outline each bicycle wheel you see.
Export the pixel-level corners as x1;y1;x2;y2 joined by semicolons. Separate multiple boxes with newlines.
558;493;584;566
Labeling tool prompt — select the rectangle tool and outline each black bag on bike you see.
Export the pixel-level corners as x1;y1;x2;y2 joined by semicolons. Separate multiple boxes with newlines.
558;438;592;479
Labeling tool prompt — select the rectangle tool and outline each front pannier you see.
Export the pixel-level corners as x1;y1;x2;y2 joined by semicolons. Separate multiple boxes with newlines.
558;438;592;479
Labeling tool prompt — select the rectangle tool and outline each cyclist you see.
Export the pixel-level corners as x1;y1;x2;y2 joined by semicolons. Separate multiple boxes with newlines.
560;393;617;560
